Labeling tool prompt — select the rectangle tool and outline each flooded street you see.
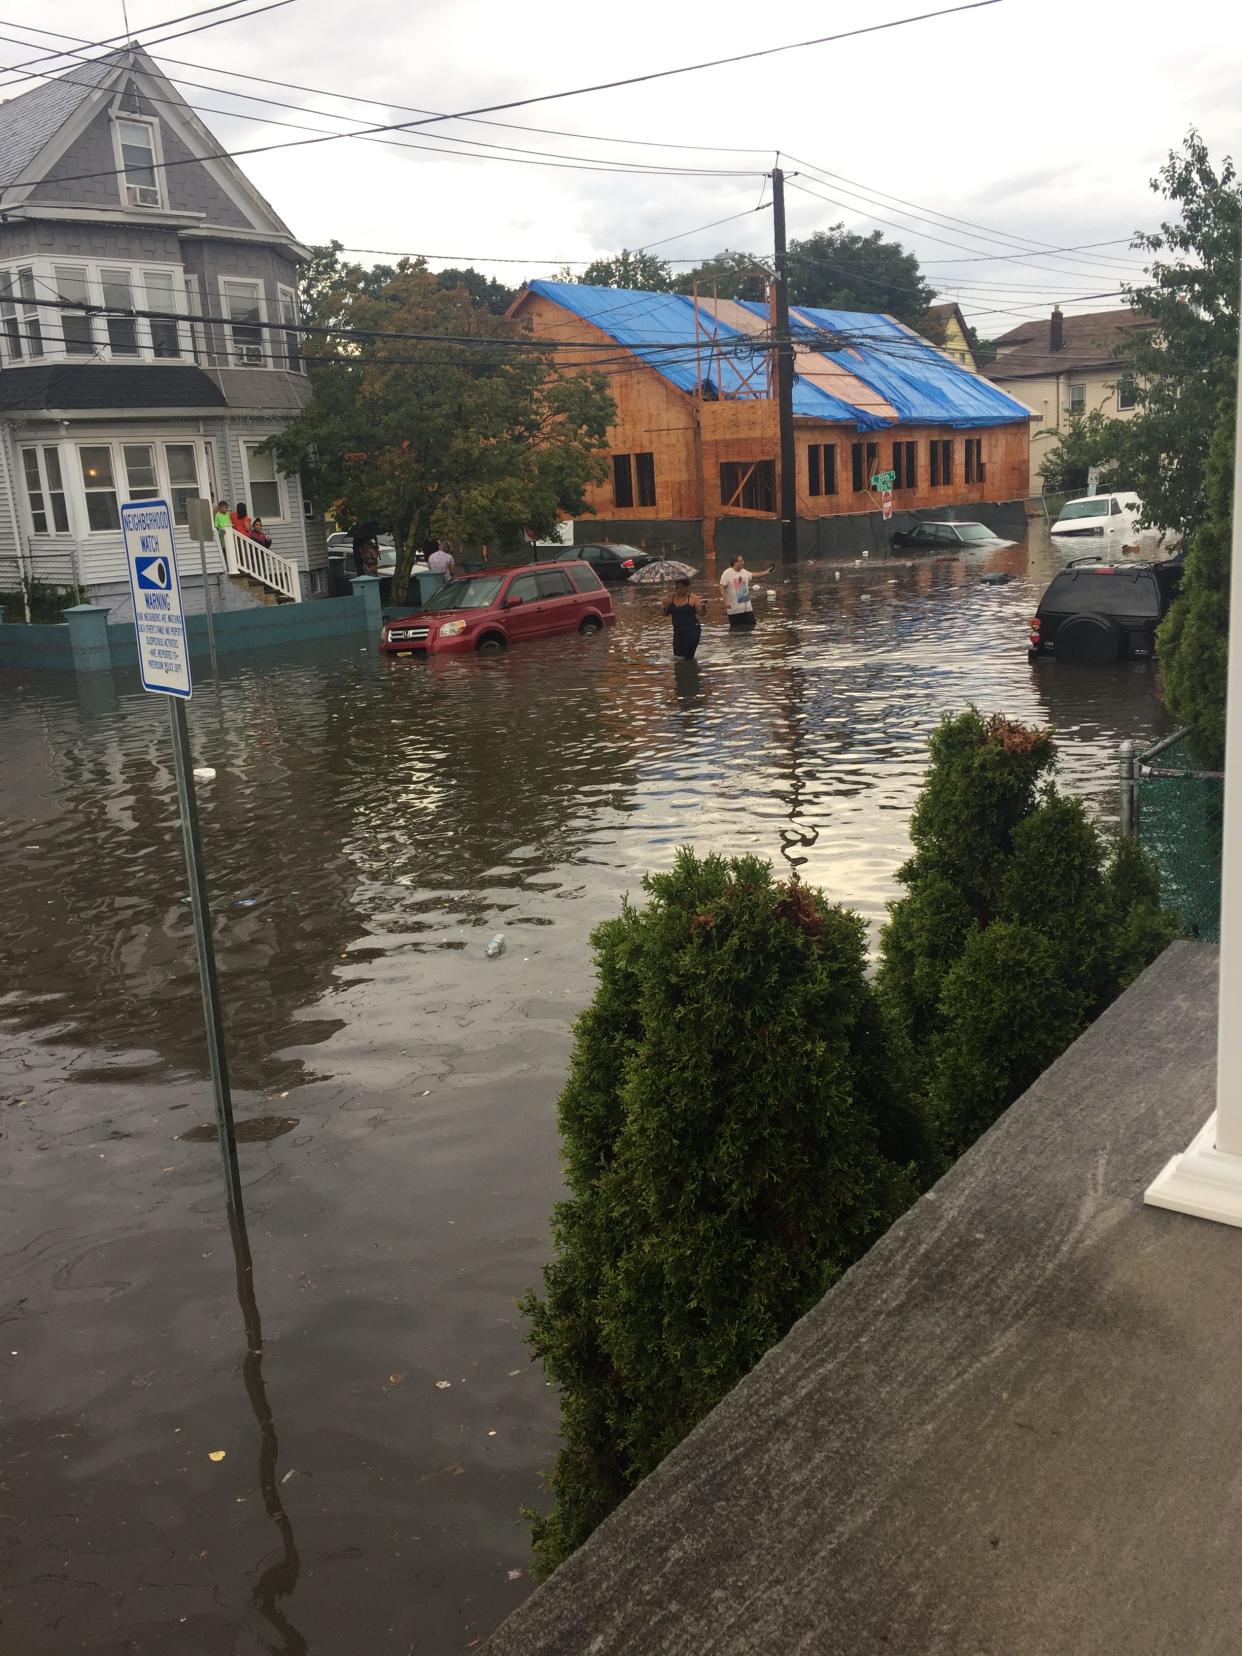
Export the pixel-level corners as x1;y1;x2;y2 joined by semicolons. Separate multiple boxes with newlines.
0;526;1175;1654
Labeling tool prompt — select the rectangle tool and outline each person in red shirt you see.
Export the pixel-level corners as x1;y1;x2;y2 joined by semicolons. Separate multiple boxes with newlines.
230;501;251;537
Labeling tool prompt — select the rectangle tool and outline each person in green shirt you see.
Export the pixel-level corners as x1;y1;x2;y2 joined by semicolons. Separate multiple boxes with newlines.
213;498;230;552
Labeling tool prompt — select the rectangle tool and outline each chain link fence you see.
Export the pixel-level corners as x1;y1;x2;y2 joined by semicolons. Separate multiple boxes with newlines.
1120;729;1223;942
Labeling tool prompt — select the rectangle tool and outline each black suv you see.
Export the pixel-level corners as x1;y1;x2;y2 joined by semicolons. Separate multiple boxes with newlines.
1028;557;1184;664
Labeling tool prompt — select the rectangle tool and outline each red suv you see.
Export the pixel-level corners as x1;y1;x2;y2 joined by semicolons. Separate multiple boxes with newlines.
380;562;615;656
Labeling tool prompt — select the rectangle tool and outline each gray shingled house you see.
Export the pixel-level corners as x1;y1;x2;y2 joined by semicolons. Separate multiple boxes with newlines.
0;44;326;613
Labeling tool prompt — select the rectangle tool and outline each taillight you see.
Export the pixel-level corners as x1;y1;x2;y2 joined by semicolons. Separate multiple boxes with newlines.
1029;617;1041;630
621;558;635;569
1029;633;1041;647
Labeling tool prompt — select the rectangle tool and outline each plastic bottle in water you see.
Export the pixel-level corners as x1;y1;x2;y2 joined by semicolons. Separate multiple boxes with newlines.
486;933;506;959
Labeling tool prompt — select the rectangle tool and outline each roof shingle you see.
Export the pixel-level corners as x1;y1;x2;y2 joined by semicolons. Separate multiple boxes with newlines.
988;307;1154;379
0;49;124;192
0;363;227;413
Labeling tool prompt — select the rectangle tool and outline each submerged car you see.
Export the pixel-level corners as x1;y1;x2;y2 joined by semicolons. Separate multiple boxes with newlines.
380;563;615;655
890;521;1011;550
1028;556;1184;664
1049;492;1143;538
550;542;657;580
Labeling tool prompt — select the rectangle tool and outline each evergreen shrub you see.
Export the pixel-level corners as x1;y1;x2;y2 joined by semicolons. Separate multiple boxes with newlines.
521;849;925;1577
878;710;1180;1159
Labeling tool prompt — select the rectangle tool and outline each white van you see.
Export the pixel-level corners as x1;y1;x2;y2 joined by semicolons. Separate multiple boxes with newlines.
1050;492;1143;538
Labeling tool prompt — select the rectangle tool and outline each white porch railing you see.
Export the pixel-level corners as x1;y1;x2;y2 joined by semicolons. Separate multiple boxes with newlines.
220;524;301;601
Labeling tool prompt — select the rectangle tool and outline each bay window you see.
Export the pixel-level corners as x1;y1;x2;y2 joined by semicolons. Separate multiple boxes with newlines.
242;442;283;519
123;443;160;502
223;279;265;365
142;269;182;358
165;444;200;525
21;447;70;535
0;267;43;362
101;269;139;356
118;119;161;208
55;266;95;355
79;447;121;531
278;284;301;372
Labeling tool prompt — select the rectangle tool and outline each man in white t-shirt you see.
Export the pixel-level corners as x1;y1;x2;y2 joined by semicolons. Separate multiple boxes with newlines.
719;555;774;630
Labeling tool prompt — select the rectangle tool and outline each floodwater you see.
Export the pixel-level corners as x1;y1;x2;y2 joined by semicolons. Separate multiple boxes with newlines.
0;526;1174;1654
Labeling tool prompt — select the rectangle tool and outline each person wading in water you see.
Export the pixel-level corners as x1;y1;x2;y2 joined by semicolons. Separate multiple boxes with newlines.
719;554;774;630
662;576;706;660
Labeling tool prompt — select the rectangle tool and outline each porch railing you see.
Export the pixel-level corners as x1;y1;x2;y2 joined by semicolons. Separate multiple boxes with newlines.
220;524;301;601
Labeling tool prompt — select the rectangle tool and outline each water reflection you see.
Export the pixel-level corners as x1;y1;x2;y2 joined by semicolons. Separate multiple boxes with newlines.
0;521;1178;1653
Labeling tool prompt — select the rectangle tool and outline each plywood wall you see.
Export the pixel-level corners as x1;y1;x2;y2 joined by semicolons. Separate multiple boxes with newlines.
513;292;1032;529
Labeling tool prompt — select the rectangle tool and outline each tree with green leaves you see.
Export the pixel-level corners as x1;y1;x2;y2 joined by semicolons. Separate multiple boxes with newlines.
1159;389;1235;762
1121;130;1240;536
1035;409;1132;495
787;225;935;323
579;249;674;290
673;249;769;302
273;259;615;601
522;850;927;1576
878;711;1178;1159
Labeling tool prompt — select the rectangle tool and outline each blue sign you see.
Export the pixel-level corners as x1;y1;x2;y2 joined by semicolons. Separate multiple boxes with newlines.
122;500;192;698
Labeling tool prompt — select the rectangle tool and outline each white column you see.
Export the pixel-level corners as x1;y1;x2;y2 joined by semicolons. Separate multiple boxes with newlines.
1145;271;1242;1224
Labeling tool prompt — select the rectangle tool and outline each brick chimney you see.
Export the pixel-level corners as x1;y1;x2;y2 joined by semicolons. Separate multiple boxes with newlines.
1050;305;1064;352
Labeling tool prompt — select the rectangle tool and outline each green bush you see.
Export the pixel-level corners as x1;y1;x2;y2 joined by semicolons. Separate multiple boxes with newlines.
522;850;926;1576
0;579;85;624
1159;391;1234;765
879;711;1179;1159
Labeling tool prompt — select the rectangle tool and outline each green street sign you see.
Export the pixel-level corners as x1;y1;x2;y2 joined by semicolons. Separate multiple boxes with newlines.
871;470;896;490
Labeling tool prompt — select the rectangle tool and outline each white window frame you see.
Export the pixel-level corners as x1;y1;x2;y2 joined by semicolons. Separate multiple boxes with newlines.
1068;382;1087;416
276;282;303;374
1116;375;1138;413
20;444;72;537
67;437;210;535
220;276;268;368
240;439;287;522
112;115;165;211
0;259;189;364
0;266;44;365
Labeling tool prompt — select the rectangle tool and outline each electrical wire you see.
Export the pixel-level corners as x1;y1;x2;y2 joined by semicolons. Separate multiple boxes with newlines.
0;18;774;159
0;2;1002;195
783;151;1148;273
0;0;258;89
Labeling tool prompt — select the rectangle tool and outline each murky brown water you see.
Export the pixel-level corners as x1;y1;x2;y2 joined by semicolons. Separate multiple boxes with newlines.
0;527;1174;1654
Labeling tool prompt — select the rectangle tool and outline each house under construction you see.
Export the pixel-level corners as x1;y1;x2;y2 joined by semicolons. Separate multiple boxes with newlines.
509;281;1034;556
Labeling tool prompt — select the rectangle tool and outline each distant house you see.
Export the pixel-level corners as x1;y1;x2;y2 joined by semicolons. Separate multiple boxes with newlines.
924;301;979;371
509;282;1033;557
0;46;325;614
985;305;1155;495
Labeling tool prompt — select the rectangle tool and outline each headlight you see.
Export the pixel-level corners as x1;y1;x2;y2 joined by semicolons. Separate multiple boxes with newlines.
438;619;466;637
380;627;390;641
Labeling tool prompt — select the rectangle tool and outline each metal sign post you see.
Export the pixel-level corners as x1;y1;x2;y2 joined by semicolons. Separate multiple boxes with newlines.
122;500;243;1222
186;494;219;677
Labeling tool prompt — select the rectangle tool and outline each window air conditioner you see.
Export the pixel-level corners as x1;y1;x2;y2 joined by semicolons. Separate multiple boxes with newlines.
128;184;161;207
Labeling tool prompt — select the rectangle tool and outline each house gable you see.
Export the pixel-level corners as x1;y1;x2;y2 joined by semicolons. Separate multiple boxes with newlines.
0;49;297;244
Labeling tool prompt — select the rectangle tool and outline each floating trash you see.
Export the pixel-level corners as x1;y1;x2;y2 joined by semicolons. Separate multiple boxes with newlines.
485;934;506;959
192;767;216;782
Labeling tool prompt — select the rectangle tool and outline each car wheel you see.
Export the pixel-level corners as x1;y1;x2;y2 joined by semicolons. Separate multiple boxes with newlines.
1054;614;1124;665
579;615;603;634
476;634;506;653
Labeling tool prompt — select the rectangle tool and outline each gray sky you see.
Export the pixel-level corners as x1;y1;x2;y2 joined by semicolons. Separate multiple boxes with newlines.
13;0;1242;331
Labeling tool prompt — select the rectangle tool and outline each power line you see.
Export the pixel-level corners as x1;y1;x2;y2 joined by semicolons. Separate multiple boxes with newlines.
0;18;773;159
786;178;1147;287
0;2;1001;195
783;151;1148;273
0;41;762;179
0;0;257;90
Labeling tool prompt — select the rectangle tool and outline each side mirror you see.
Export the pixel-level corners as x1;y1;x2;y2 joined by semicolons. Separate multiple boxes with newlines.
505;595;524;609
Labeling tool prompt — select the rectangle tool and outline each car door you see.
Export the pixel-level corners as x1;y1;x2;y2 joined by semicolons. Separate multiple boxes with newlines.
502;571;544;640
534;567;580;633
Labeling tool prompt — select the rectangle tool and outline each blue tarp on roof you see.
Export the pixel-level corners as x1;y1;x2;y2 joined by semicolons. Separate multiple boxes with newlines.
762;304;1030;430
525;282;1030;430
526;281;882;427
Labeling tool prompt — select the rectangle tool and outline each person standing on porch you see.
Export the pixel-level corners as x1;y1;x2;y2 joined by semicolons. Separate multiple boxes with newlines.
719;555;773;630
213;499;230;553
231;501;251;538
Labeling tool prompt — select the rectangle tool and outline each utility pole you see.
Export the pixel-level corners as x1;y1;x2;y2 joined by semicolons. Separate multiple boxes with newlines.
771;167;798;567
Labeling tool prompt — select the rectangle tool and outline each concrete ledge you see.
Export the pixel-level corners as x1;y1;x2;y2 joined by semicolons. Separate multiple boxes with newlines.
489;942;1230;1656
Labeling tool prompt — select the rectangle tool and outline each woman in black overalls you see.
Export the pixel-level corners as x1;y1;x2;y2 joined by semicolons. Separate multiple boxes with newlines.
662;577;705;660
